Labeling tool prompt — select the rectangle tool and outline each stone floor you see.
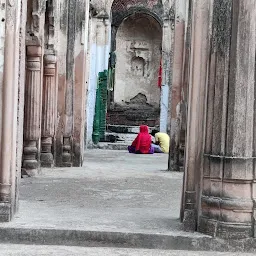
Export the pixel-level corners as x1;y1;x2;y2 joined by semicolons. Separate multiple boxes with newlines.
3;150;183;233
0;244;254;256
1;150;256;253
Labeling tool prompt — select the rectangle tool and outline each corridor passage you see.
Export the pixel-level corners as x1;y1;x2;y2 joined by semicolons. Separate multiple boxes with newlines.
2;150;183;234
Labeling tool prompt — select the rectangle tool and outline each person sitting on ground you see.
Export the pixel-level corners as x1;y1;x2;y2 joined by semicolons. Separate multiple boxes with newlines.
128;125;154;154
150;129;170;153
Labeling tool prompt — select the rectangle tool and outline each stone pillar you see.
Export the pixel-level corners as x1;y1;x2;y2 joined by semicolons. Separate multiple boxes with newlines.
14;0;27;214
41;54;57;167
199;0;256;239
0;29;14;221
182;0;212;231
160;5;175;133
73;0;90;166
22;46;42;176
0;0;25;221
62;0;77;167
169;0;187;172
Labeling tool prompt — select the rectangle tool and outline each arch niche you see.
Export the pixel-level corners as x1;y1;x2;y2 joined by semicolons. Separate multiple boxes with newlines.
114;13;162;107
107;0;164;127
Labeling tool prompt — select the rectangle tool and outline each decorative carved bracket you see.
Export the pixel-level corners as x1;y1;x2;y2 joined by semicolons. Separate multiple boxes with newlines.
46;0;55;50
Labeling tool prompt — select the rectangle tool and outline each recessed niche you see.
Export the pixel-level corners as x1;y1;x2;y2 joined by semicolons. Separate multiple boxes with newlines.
131;56;145;76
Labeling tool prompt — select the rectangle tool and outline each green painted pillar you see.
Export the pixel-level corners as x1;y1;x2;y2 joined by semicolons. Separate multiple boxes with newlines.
92;70;108;144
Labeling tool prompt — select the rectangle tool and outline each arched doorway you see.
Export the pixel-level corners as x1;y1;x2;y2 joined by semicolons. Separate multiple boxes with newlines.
107;13;162;131
115;13;162;123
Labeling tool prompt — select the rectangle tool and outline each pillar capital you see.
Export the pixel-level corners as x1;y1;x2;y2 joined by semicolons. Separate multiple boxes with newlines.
43;54;57;64
26;45;42;57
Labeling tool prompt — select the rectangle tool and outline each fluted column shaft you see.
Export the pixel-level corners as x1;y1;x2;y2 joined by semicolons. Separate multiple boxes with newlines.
22;46;42;175
0;30;14;204
199;0;256;239
41;54;57;167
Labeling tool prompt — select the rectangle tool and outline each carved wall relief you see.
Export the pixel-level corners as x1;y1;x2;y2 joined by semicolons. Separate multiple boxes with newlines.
127;40;151;78
131;56;145;76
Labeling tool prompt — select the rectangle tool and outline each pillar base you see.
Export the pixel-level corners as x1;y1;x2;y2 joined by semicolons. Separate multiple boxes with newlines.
21;168;40;177
183;209;196;232
62;137;72;167
0;203;11;222
23;141;39;174
199;216;253;239
168;159;181;172
41;153;54;168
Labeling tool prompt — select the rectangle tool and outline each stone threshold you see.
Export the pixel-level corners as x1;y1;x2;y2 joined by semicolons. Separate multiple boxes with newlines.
0;227;255;253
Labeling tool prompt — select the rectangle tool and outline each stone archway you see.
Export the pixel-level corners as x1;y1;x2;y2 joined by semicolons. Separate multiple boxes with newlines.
108;13;162;127
106;0;165;130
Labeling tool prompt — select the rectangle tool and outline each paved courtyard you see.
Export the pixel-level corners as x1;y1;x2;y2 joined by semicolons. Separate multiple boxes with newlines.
2;150;183;233
0;244;254;256
1;150;255;254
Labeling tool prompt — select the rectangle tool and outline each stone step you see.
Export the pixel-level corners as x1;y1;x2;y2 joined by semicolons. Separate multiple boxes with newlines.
105;132;137;142
1;244;254;256
0;227;255;253
90;125;157;150
88;142;129;150
107;125;157;134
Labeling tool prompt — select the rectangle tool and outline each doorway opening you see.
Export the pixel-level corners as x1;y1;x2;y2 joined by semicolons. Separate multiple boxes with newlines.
106;12;163;146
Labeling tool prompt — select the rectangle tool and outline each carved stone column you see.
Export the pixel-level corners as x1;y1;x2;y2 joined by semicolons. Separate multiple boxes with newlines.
199;0;256;239
169;4;187;172
62;0;77;167
0;29;14;219
182;0;212;231
41;54;57;167
22;46;42;176
160;4;175;133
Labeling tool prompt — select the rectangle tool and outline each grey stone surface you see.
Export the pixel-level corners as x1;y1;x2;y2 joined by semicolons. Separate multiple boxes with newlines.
0;244;254;256
1;150;256;252
2;150;182;233
88;142;131;150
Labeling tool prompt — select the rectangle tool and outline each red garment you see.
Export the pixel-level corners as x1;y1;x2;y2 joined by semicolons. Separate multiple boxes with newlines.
132;125;152;154
158;58;162;88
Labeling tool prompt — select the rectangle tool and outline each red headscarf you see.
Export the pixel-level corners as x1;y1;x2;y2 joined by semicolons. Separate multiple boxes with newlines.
132;125;152;154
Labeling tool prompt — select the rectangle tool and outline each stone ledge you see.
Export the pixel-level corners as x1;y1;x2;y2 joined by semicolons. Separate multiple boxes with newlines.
87;143;129;151
0;227;255;252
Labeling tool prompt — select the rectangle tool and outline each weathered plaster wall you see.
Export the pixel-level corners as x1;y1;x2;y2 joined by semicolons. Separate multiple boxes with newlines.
114;13;162;107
